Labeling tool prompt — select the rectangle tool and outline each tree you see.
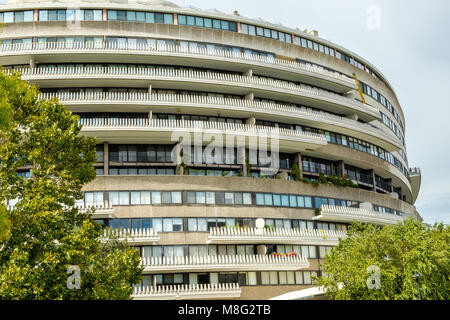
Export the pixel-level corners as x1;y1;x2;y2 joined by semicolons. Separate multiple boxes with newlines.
0;70;142;299
315;219;450;300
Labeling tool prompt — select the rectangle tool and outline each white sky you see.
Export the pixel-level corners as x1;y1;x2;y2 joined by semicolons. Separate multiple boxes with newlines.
1;0;449;225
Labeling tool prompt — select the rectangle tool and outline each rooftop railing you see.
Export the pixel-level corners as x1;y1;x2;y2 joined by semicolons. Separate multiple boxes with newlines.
0;41;354;86
132;283;241;300
208;227;347;245
140;254;310;273
11;66;376;116
409;167;421;176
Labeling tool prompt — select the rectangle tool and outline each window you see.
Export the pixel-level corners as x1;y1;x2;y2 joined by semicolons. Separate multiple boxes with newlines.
39;10;48;21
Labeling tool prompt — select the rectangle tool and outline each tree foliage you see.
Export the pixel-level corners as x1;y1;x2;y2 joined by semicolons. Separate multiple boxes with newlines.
0;70;142;299
315;219;450;300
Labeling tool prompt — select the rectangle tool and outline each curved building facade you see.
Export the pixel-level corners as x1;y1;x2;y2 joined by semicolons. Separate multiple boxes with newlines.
0;0;422;300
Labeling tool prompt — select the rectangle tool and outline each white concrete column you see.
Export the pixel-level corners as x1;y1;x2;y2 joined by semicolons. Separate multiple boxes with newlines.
148;84;152;95
246;117;256;125
244;92;254;101
103;142;109;176
243;69;253;77
238;146;247;176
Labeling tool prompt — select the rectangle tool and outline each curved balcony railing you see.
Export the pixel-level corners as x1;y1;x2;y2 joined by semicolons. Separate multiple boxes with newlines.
0;41;355;87
207;227;347;245
102;228;160;245
132;283;241;300
38;91;400;148
11;66;378;118
409;167;421;176
314;205;406;225
74;201;115;218
140;254;310;273
80;117;328;146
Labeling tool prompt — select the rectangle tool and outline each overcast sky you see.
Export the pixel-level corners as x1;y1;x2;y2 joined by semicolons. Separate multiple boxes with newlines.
1;0;448;224
177;0;450;225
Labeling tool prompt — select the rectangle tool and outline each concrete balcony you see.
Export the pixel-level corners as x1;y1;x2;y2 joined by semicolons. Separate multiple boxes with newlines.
132;283;241;300
313;204;406;226
0;41;355;93
13;66;379;122
409;167;421;204
79;118;328;153
102;228;160;245
41;91;401;151
140;254;310;274
207;227;347;246
74;201;115;219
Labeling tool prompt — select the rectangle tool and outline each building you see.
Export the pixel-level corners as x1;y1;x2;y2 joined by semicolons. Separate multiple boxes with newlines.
0;0;422;300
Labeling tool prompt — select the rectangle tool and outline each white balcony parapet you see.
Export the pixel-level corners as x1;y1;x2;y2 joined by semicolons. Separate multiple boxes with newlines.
0;42;355;88
208;227;347;246
74;201;115;219
409;167;421;177
314;205;406;225
12;66;378;118
140;254;310;273
102;228;160;245
39;91;400;149
80;117;328;146
132;283;241;300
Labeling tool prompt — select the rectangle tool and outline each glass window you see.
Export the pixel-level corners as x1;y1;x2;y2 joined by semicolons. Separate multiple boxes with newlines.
155;13;164;23
161;192;171;204
196;192;206;204
256;194;264;205
39;10;48;21
213;19;221;29
198;218;207;232
131;191;141;205
152;192;161;204
281;195;290;207
109;192;119;205
188;218;197;231
248;25;256;36
141;192;151;205
224;193;234;205
171;192;182;204
164;13;173;24
145;12;154;23
204;18;212;28
127;11;136;21
289;195;297;207
264;194;273;206
178;14;187;25
173;218;183;232
119;192;129;205
305;196;313;208
243;193;252;205
153;218;162;232
136;11;145;22
195;16;203;27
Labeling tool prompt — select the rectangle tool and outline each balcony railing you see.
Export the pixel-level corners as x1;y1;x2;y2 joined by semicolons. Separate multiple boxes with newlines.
0;41;354;87
409;167;421;176
132;283;241;300
74;201;115;219
38;91;399;147
140;254;310;273
208;227;347;245
11;66;377;117
375;179;393;193
102;228;160;245
315;204;406;225
346;171;374;185
79;117;328;146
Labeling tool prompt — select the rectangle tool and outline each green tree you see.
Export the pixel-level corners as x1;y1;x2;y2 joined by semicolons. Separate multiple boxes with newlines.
315;219;450;300
0;70;142;299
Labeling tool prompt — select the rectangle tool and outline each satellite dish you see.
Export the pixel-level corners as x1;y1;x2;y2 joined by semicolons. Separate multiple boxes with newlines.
255;218;265;229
